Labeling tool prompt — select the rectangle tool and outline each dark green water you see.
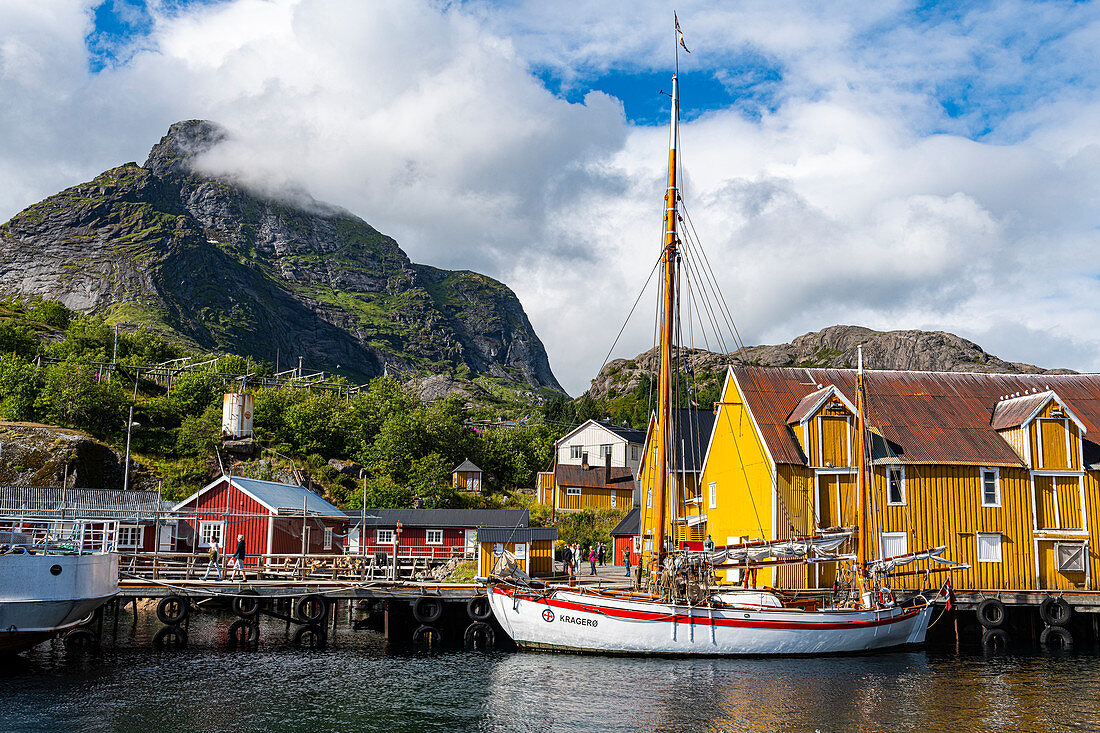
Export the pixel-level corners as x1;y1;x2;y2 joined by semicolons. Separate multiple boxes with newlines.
2;612;1099;732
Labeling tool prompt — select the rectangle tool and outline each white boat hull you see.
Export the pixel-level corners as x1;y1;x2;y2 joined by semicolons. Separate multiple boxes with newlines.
0;552;119;654
488;585;933;656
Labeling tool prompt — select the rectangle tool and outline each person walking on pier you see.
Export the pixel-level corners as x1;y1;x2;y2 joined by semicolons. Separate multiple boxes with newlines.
589;546;597;576
203;542;223;581
562;544;573;575
229;534;246;581
623;548;631;577
598;543;606;567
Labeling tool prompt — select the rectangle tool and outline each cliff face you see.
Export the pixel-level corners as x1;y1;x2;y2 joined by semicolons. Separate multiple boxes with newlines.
0;120;562;391
588;324;1071;400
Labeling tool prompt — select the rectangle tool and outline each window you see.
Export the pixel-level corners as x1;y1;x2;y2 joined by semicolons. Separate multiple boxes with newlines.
566;486;581;496
426;529;444;544
981;468;1000;507
199;521;223;548
886;466;905;505
631;445;639;461
1057;543;1086;573
599;444;613;459
324;527;333;550
977;533;1002;563
377;529;394;544
570;445;583;459
708;481;717;509
879;532;908;559
117;525;141;548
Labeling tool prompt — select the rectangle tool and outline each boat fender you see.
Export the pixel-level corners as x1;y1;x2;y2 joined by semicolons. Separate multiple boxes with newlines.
980;627;1009;649
412;624;441;647
413;596;444;624
156;595;189;625
295;594;328;624
1040;624;1073;649
63;627;98;649
152;625;188;649
976;598;1006;628
878;588;896;607
292;623;327;650
463;621;495;650
233;590;262;619
1039;596;1073;627
467;596;492;622
227;619;259;650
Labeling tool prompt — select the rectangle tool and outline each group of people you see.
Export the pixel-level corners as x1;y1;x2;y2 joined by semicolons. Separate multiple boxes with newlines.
202;534;248;581
561;542;609;576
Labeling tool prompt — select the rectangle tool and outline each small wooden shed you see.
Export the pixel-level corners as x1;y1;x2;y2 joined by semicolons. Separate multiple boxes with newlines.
477;526;557;578
451;459;483;492
610;507;641;567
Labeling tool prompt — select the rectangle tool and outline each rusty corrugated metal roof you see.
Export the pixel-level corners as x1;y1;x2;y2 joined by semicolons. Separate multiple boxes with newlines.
731;367;1100;466
554;465;636;489
990;392;1052;430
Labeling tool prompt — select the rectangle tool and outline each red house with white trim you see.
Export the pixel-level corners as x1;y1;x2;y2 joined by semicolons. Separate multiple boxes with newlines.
611;507;640;567
348;508;530;560
173;476;348;566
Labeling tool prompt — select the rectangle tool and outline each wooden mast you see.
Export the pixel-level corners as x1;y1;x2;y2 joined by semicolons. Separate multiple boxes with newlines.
855;345;870;605
652;69;680;570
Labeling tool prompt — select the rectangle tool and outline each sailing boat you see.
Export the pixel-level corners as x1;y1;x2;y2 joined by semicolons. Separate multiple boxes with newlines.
485;21;936;655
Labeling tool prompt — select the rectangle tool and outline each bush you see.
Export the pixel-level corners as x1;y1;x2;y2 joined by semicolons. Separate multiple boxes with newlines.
0;354;43;421
35;360;128;437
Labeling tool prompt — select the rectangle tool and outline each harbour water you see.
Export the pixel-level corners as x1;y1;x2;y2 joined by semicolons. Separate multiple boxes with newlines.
2;613;1099;732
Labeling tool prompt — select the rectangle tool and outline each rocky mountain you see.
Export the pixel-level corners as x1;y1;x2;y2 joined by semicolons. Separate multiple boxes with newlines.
0;120;562;391
588;324;1071;400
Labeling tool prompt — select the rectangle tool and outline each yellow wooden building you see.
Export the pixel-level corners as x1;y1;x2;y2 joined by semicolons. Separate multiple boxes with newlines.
476;526;557;578
636;409;716;547
639;366;1100;594
451;459;483;492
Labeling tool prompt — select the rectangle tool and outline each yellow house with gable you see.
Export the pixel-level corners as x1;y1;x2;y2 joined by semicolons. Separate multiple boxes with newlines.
640;365;1100;595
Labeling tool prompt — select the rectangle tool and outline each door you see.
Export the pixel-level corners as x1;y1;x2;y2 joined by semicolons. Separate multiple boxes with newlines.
464;529;477;558
816;472;856;588
158;525;174;551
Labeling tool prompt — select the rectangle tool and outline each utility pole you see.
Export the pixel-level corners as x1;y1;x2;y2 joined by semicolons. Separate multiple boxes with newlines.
122;405;134;491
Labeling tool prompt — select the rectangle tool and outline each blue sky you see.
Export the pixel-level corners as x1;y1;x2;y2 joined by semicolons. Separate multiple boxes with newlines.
3;0;1100;393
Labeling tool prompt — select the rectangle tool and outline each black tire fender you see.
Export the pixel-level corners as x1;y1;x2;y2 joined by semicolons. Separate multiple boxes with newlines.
1040;624;1074;650
227;619;259;649
463;621;495;650
295;594;328;624
292;623;327;650
976;598;1006;628
412;624;441;647
467;596;492;622
63;627;98;648
413;596;444;624
1039;596;1073;627
233;590;262;619
980;627;1009;649
152;625;188;650
156;595;189;625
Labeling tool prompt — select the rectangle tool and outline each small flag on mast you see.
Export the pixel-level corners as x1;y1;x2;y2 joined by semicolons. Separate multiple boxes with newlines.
675;12;691;53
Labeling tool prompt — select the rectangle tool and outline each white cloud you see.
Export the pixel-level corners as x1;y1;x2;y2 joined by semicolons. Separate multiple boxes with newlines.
1;0;1099;394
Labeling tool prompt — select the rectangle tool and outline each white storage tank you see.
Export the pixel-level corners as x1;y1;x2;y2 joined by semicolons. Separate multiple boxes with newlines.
221;393;254;438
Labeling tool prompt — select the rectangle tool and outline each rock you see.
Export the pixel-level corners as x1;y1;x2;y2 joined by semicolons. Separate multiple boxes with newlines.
0;120;563;392
0;422;154;489
588;325;1069;400
222;437;256;456
327;458;363;479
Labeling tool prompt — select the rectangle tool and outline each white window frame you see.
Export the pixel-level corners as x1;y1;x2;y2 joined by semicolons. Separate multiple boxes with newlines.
886;466;906;506
708;481;717;509
566;486;581;496
981;467;1001;507
631;445;639;461
323;527;333;550
117;524;142;549
879;531;908;559
599;444;613;459
570;445;583;459
1056;542;1086;573
426;529;444;545
977;532;1002;563
377;529;394;544
198;521;224;548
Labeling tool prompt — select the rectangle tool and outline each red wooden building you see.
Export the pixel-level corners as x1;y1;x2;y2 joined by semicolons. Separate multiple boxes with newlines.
348;508;530;560
173;476;347;566
611;507;640;567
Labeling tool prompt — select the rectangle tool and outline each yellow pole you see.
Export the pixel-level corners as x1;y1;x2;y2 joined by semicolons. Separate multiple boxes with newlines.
855;346;870;606
652;73;679;574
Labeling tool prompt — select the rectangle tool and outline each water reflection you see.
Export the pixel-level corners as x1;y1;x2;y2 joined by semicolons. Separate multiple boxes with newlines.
1;613;1098;733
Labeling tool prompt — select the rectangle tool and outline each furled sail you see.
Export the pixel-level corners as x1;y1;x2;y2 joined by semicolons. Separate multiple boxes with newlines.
711;532;853;565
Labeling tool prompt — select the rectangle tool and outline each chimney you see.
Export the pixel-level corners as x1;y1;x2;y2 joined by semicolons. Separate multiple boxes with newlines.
605;450;612;483
581;452;589;470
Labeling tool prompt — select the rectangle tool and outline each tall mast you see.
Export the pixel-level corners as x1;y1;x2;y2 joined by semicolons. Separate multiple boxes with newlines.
855;345;870;603
652;70;680;569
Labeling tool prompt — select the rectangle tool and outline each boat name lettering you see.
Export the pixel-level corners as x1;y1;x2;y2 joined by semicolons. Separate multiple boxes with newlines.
558;613;598;627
